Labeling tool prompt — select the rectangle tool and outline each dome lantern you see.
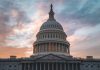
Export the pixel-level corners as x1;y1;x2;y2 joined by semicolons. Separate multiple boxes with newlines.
49;4;55;20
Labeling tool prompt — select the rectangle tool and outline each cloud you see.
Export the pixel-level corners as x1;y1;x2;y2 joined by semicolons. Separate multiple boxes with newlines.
68;24;100;58
5;1;48;48
0;0;30;47
55;0;100;26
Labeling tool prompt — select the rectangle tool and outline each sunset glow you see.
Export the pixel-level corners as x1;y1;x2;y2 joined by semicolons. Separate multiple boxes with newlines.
0;0;100;58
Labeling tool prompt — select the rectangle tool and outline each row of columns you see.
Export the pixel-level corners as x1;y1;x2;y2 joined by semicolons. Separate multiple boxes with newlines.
34;43;69;54
22;62;80;70
37;32;66;40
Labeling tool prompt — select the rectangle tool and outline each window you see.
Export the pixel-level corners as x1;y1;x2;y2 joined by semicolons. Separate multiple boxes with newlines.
91;65;93;67
98;65;100;68
9;65;12;67
14;65;16;67
86;65;88;67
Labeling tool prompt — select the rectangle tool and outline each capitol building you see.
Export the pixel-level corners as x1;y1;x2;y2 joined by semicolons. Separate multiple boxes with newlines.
0;4;100;70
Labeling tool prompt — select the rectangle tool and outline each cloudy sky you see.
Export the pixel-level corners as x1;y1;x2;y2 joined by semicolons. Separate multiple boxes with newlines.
0;0;100;58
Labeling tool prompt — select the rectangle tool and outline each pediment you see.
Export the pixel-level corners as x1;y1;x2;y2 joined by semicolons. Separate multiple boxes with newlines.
34;54;67;61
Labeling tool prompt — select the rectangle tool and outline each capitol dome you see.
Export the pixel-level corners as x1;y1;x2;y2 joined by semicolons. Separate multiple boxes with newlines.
33;4;70;56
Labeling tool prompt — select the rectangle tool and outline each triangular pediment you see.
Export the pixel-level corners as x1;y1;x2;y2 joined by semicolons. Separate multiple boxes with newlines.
34;54;68;62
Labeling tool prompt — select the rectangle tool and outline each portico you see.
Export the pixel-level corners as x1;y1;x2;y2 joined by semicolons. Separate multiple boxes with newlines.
22;62;80;70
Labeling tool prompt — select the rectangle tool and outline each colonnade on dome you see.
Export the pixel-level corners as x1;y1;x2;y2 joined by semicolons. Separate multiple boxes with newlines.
36;30;67;40
33;42;70;54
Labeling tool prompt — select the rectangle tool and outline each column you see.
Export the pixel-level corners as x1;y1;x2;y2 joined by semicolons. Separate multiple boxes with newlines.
29;63;30;70
41;44;42;52
52;63;54;70
46;44;47;52
54;43;56;52
56;43;57;52
47;43;48;52
39;44;41;53
56;63;58;70
49;43;50;52
59;44;61;52
61;44;63;52
48;63;49;70
24;63;26;70
42;44;44;52
62;44;63;52
27;64;29;70
44;63;45;70
53;43;55;52
78;63;80;70
33;63;34;70
43;44;45;52
60;44;63;52
57;43;58;52
50;43;51;52
35;45;36;53
64;45;66;53
37;45;38;52
22;63;24;70
64;44;66;53
59;43;61;52
60;63;62;70
47;43;49;52
64;63;66;70
76;63;78;70
35;46;36;53
31;64;33;70
40;63;41;70
32;63;34;70
44;44;46;52
72;63;74;70
36;63;37;70
52;43;54;52
39;44;42;52
58;43;60;52
29;64;31;70
51;43;52;52
68;63;69;70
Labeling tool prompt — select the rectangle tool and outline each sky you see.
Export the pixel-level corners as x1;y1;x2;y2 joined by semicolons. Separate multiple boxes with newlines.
0;0;100;58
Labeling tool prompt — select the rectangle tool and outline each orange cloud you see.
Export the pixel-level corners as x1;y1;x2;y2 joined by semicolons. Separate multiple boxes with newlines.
0;46;32;58
70;50;86;58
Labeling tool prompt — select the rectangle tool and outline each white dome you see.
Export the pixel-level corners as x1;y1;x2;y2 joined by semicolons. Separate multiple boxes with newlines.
33;4;70;56
40;19;63;31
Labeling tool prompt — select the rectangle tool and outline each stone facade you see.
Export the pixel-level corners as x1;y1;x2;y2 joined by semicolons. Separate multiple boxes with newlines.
0;4;100;70
0;55;100;70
